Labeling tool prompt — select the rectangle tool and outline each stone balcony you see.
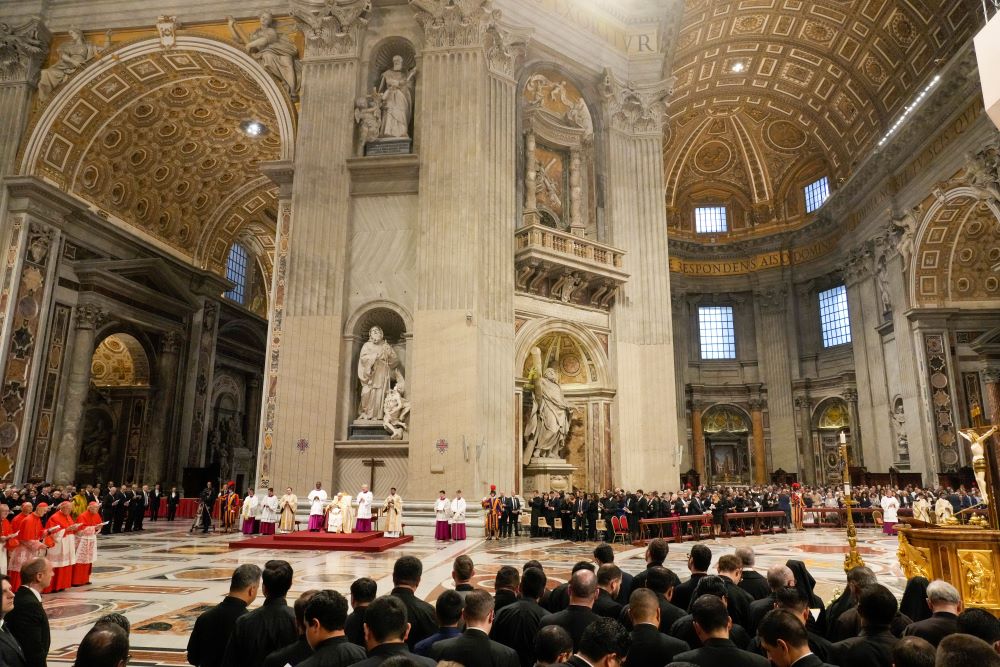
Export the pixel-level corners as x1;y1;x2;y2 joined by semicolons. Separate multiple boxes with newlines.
514;224;629;309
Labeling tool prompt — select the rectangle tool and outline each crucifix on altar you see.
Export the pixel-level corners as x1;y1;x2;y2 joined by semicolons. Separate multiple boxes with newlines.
362;457;386;493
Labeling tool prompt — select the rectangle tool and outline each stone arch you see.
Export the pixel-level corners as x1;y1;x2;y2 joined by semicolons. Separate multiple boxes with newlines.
514;318;610;389
812;397;850;430
344;300;413;341
92;324;157;384
700;403;752;485
90;333;152;387
19;35;294;265
909;186;1000;308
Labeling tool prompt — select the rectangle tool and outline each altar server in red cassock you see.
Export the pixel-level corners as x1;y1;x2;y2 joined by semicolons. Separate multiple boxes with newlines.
73;502;104;586
45;501;81;592
8;502;47;591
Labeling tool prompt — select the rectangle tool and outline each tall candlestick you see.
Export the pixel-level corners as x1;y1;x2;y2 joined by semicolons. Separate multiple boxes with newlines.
840;437;865;572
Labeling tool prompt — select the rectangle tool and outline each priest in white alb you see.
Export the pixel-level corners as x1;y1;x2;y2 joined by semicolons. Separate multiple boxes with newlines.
240;488;260;535
307;482;328;532
355;484;374;532
259;488;280;535
382;487;403;538
434;490;451;540
450;490;467;541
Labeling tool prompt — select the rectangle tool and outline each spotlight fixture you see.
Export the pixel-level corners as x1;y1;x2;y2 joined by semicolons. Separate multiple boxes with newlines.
240;120;268;137
877;74;940;147
730;61;746;73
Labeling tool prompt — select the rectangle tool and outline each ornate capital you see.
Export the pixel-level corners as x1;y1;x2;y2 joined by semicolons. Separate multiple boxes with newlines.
600;68;674;135
794;396;811;410
411;0;495;50
74;304;105;330
842;388;859;403
982;365;1000;386
754;285;787;314
842;243;873;286
290;0;371;59
483;21;529;79
748;398;766;412
162;331;181;354
0;19;50;85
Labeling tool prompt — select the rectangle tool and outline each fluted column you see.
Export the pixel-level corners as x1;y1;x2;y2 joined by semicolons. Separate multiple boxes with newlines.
749;398;767;484
144;332;181;484
257;4;369;492
689;401;706;481
52;304;105;484
0;21;49;180
843;388;863;467
753;286;797;472
794;396;816;484
602;70;679;490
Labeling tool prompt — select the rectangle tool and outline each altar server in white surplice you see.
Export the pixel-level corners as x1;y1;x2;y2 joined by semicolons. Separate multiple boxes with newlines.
307;482;328;532
355;484;374;532
450;491;467;541
434;491;451;541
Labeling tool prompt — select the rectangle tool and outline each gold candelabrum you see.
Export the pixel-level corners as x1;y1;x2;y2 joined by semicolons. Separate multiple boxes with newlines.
840;434;866;572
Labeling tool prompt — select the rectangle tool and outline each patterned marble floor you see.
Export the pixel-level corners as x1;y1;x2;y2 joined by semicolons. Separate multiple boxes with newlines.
42;522;907;666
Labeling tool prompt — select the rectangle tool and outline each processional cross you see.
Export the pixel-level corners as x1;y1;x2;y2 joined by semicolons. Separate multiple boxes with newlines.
362;457;385;491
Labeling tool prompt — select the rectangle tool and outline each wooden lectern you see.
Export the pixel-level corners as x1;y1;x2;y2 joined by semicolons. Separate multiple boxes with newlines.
898;427;1000;617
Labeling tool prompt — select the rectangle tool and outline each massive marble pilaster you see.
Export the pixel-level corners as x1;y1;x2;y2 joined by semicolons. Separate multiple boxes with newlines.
51;304;105;484
794;396;816;484
177;298;219;475
753;285;796;474
601;70;679;490
144;332;181;484
0;20;48;179
255;3;369;492
749;398;767;484
689;400;705;480
406;1;524;498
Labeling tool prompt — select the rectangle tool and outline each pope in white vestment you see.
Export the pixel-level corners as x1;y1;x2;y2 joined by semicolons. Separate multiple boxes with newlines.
355;485;374;532
339;492;354;534
307;483;328;531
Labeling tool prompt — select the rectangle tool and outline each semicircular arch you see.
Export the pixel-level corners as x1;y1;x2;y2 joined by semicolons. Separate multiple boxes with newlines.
514;318;610;389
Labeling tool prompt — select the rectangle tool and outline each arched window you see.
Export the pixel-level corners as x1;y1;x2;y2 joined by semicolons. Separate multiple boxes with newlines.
224;243;250;304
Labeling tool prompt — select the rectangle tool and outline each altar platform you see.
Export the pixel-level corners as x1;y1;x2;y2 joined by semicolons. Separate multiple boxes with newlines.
229;530;413;553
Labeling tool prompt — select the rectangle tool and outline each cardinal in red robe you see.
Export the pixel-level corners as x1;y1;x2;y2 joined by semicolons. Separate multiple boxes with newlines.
73;502;104;586
45;501;81;593
9;502;47;591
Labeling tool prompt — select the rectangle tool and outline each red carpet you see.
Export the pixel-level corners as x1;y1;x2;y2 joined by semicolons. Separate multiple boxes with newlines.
229;530;413;552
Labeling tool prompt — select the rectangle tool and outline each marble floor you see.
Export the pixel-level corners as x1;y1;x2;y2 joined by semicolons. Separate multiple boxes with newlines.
42;522;907;666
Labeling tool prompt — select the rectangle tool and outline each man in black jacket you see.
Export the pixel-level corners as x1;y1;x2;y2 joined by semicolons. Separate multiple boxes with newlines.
593;543;633;606
222;560;297;667
0;575;27;667
491;566;547;667
735;547;770;600
493;565;520;612
758;608;835;667
672;595;769;667
629;537;668;592
544;561;594;613
100;485;117;535
188;564;261;667
388;556;437;649
345;577;376;648
748;564;795;635
717;554;754;628
264;590;320;667
539;569;602;650
902;579;961;647
352;596;436;667
296;590;365;667
430;590;518;667
594;564;624;619
5;558;51;667
149;484;163;521
199;482;217;534
673;543;712;611
167;486;181;521
625;589;689;667
132;484;150;531
563;618;630;667
830;585;900;667
121;484;135;532
529;491;543;537
746;588;833;662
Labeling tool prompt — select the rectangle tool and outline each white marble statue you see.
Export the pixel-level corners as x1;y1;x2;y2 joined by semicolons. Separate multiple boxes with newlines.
959;426;997;505
357;326;399;421
377;55;416;139
891;401;909;460
38;28;112;101
382;374;410;440
522;346;571;462
228;12;301;99
354;91;382;155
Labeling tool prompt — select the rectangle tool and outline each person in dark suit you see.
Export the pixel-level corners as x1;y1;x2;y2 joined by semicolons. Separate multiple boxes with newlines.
491;566;547;667
493;566;520;612
902;579;961;647
625;589;689;667
451;555;476;599
529;491;543;537
559;493;574;540
430;590;518;667
956;607;1000;650
199;482;217;534
594;565;624;619
562;618;630;667
5;558;52;667
345;577;376;648
891;636;936;667
77;621;130;667
351;595;436;667
543;561;594;613
295;590;365;667
624;566;685;633
188;564;261;667
593;544;632;606
388;556;437;650
735;547;770;600
672;595;770;667
717;554;754;628
748;564;795;635
533;625;573;667
0;575;27;667
538;569;601;650
100;485;117;535
132;484;149;531
830;585;900;667
221;560;297;667
673;543;712;611
629;538;668;593
149;484;163;521
572;493;589;542
757;608;836;667
746;588;833;662
121;484;136;532
499;494;513;538
414;590;464;656
510;494;522;537
263;590;320;667
110;485;127;534
668;575;752;650
167;486;181;521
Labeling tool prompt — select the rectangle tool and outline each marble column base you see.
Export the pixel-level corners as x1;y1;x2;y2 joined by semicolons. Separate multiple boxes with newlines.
524;458;577;493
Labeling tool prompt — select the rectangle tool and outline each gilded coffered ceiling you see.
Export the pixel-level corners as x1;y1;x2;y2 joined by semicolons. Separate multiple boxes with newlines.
665;0;976;237
24;42;286;270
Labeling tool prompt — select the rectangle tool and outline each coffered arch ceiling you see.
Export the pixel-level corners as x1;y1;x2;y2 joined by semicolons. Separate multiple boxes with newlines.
21;37;292;273
665;0;976;237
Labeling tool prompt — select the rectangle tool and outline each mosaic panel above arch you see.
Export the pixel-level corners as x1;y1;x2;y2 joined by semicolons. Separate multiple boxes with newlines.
702;405;750;434
913;196;1000;307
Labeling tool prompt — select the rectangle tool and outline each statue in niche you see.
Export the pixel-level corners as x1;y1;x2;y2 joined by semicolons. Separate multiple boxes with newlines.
357;326;399;422
382;372;410;440
377;55;417;139
228;12;301;99
875;254;892;315
522;346;571;461
38;28;112;101
891;399;909;461
354;91;382;155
